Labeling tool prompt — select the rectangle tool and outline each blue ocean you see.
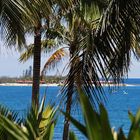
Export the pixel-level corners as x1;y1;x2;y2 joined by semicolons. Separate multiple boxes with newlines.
0;78;140;139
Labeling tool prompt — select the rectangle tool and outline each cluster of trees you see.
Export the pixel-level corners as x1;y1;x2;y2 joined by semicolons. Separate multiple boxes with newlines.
0;77;19;83
1;0;140;140
0;75;66;84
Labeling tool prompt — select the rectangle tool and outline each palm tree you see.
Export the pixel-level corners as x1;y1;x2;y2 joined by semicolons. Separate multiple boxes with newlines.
0;0;65;109
0;0;26;49
2;1;140;139
56;0;140;139
54;1;110;139
0;0;47;108
15;0;55;108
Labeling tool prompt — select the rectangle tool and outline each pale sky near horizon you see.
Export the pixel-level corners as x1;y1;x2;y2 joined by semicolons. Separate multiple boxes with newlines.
0;40;69;77
0;40;140;78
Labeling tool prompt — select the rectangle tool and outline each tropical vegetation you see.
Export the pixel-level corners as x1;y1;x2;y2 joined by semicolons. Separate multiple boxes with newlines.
0;96;57;140
0;0;140;139
65;89;140;140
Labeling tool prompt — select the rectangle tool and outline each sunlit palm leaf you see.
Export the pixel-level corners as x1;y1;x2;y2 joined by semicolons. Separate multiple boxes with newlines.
41;48;67;75
24;96;57;139
0;115;28;140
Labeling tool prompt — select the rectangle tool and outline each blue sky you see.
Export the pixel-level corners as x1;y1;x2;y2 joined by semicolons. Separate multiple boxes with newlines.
0;40;140;77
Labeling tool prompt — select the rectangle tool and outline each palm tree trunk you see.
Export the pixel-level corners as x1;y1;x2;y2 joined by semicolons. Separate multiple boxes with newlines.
63;44;75;140
32;24;41;109
63;72;74;140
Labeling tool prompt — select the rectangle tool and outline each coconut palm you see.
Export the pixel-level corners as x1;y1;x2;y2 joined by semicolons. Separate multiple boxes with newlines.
55;0;140;139
15;0;55;108
53;1;110;139
0;0;50;108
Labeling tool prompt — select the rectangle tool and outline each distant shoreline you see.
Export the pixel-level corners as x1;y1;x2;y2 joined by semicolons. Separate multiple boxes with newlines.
0;83;140;87
0;83;59;87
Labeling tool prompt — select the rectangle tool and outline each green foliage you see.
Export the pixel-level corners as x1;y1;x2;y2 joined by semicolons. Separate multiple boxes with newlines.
127;110;140;140
65;89;140;140
0;0;26;49
0;96;57;140
69;131;78;140
0;105;20;140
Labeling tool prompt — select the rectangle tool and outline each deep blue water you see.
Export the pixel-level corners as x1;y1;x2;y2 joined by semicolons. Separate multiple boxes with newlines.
123;78;140;85
0;78;140;139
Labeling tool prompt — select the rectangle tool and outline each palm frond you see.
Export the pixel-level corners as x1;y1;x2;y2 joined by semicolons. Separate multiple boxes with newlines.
95;0;140;81
24;95;57;139
56;0;79;14
0;0;26;49
0;104;22;140
41;48;67;76
0;96;57;140
61;2;110;109
81;0;108;10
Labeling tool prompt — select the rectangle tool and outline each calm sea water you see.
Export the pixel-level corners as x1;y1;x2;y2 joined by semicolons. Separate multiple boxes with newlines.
0;78;140;139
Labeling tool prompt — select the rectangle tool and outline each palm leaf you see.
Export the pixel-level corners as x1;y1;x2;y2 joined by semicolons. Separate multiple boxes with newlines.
61;2;110;110
128;109;140;140
0;0;26;49
0;98;57;140
63;87;114;140
69;131;78;140
0;114;28;140
41;48;67;75
61;110;87;137
95;0;140;82
0;105;20;139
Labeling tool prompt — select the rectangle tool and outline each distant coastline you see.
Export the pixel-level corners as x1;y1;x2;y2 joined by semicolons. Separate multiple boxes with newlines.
0;83;59;87
0;83;127;87
0;82;140;87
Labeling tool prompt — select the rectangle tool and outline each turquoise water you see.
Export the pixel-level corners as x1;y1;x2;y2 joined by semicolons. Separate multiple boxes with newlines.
0;79;140;139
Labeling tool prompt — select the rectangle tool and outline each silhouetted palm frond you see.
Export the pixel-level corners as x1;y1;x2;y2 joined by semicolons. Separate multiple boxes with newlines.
61;1;109;109
95;0;140;81
0;0;26;49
